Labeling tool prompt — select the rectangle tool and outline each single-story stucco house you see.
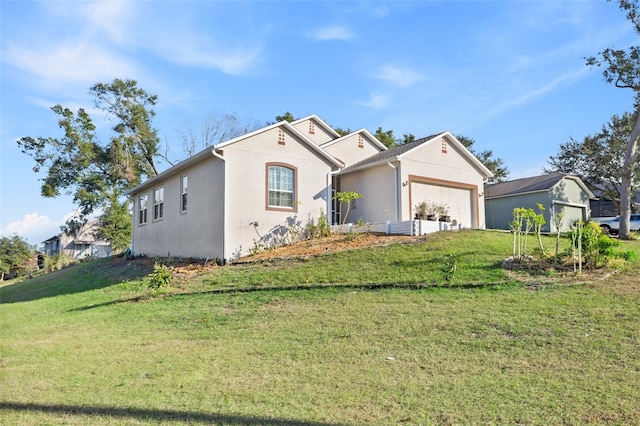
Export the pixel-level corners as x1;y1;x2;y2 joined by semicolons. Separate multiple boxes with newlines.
484;172;595;232
127;115;493;263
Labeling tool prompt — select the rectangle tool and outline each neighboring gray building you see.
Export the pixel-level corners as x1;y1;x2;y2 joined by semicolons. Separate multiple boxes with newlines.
42;219;112;259
484;173;595;232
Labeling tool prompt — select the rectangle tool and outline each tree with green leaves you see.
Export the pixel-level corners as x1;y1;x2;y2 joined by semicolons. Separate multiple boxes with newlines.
456;135;509;183
373;127;397;148
545;111;640;209
0;235;33;280
586;0;640;239
333;191;363;225
275;111;295;123
373;127;417;148
17;78;160;248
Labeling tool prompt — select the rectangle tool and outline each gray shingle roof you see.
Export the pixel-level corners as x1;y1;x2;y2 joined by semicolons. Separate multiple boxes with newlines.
340;132;444;173
484;172;568;198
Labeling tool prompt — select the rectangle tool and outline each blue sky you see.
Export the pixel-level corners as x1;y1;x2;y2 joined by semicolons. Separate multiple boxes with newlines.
0;0;637;246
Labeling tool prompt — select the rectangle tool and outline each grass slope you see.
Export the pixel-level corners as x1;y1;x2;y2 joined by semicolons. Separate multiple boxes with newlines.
1;230;639;425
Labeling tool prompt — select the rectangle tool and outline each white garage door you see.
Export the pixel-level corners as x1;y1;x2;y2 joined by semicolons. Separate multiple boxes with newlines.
555;203;586;231
411;182;473;228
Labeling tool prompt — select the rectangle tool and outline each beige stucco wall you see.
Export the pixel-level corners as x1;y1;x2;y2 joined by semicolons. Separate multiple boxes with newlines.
338;135;487;228
291;117;336;146
322;133;383;167
221;126;334;260
398;138;486;227
131;157;225;260
339;163;397;224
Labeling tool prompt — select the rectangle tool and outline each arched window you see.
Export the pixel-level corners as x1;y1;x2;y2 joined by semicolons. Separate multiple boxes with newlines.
266;163;298;211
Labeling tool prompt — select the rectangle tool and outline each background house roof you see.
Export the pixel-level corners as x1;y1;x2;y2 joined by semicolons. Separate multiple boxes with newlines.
485;172;595;199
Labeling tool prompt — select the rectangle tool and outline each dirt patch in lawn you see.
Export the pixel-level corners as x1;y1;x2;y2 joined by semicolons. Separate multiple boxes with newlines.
234;233;423;263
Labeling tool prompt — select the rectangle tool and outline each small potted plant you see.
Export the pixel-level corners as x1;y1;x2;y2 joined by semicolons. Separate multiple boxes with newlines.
414;201;439;220
437;203;450;222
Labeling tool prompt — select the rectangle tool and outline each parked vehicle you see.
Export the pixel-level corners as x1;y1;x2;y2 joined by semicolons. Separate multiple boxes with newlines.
590;214;640;235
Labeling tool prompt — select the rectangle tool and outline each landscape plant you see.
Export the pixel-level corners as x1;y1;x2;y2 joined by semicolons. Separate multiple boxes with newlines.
333;191;363;225
553;210;565;264
532;203;546;254
510;207;535;260
146;262;173;290
566;220;632;270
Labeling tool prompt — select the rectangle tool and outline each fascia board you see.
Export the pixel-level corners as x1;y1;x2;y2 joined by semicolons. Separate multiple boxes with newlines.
337;157;401;175
291;114;341;139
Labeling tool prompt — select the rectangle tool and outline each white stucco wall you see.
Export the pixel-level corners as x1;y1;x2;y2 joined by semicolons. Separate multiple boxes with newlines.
131;157;225;260
398;136;486;227
322;133;383;167
339;163;398;224
221;126;334;260
291;117;336;146
338;135;487;228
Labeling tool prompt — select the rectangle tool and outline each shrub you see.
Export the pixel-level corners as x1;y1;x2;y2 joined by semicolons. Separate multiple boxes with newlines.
442;251;460;283
565;221;625;270
44;254;75;272
146;262;173;290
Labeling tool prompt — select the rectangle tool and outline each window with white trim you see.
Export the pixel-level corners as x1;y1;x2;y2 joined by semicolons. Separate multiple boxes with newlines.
267;164;296;209
138;194;148;225
180;175;188;212
153;187;164;220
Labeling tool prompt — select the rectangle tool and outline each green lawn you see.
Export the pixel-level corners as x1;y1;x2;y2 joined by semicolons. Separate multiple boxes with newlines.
1;230;639;425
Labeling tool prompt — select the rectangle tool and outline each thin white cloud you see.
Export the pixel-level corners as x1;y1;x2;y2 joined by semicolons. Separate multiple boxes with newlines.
153;41;262;76
357;93;389;111
3;41;139;88
2;0;264;88
83;1;136;46
310;26;354;41
374;65;425;87
482;67;591;122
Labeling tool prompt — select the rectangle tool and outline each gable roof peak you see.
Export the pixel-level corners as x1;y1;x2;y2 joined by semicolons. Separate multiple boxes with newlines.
289;114;341;139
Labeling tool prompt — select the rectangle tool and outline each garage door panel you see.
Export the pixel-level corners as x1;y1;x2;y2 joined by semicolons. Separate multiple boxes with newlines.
411;182;473;227
556;205;586;231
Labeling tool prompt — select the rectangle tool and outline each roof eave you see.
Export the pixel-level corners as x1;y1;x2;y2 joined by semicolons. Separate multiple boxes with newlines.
338;157;401;175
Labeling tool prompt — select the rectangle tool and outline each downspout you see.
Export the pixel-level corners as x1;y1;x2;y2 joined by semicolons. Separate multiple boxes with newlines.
387;161;399;222
130;196;135;256
212;148;227;265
